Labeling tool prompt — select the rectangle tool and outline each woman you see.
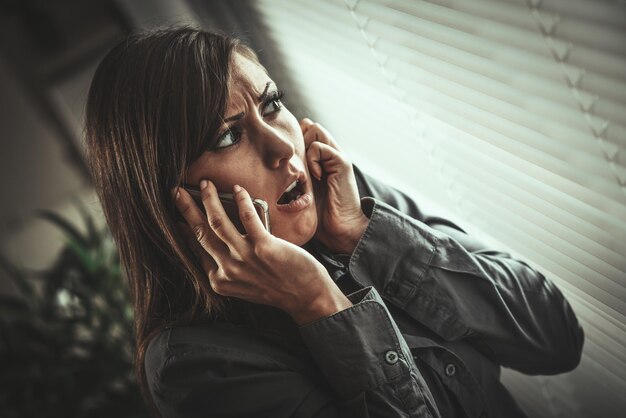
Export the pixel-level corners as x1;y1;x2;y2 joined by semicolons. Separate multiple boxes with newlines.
85;27;584;418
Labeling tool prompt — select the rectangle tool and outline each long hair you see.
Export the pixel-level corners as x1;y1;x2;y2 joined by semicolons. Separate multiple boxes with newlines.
84;27;265;415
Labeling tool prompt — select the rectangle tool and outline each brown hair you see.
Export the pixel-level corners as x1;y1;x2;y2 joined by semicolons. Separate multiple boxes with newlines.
84;27;264;415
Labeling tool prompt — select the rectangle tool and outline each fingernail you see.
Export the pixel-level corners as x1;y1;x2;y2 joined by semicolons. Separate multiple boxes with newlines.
233;184;242;193
171;187;180;200
200;179;208;190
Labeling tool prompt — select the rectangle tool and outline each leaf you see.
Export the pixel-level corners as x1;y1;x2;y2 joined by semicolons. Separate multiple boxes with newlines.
36;209;88;248
4;198;144;416
66;238;98;274
70;195;101;248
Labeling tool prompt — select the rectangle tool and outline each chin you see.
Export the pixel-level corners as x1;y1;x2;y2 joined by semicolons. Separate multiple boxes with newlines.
273;208;318;246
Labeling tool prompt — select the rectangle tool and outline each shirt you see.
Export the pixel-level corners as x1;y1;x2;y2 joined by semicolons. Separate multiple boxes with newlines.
145;164;585;418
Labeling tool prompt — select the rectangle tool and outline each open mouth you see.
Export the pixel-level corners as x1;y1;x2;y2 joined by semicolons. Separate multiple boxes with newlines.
277;179;305;205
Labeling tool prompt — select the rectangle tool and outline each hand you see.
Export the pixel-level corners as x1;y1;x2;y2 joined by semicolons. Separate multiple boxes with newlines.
171;180;352;325
301;118;369;255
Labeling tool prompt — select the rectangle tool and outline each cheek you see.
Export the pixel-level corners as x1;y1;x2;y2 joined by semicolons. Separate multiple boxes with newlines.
206;148;260;184
280;111;305;153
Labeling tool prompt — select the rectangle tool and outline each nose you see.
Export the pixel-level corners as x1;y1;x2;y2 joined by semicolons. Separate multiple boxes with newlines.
259;126;295;169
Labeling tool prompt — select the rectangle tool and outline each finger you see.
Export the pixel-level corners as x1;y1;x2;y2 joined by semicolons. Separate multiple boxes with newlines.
311;122;342;152
300;118;315;150
178;221;217;274
172;186;228;260
200;180;244;251
306;141;348;180
299;117;314;134
232;184;268;242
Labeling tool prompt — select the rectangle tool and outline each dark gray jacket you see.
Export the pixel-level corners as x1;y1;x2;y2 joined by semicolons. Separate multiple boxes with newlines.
145;165;584;418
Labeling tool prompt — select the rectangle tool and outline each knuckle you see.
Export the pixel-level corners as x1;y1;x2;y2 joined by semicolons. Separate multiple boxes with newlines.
210;280;225;295
308;141;321;151
208;277;220;293
239;208;257;223
211;271;238;296
253;243;268;259
214;267;229;281
207;214;224;231
191;223;209;243
211;272;227;288
217;275;229;287
180;202;194;217
221;263;237;279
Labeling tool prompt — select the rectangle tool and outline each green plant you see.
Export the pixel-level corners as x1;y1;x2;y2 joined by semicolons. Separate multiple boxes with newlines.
0;198;147;418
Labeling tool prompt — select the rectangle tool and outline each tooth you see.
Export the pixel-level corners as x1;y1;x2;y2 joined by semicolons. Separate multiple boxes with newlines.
285;180;297;193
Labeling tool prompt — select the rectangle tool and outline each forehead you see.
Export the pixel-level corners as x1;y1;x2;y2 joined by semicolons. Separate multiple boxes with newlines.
228;53;270;94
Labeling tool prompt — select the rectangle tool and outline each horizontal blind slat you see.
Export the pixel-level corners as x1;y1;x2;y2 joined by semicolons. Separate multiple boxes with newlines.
276;46;626;239
259;2;626;415
373;0;626;82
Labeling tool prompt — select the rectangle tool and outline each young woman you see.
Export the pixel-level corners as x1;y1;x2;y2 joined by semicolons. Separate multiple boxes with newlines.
85;27;584;418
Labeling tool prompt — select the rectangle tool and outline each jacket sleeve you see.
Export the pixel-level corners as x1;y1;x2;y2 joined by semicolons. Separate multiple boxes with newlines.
350;164;585;375
299;286;440;418
146;286;441;418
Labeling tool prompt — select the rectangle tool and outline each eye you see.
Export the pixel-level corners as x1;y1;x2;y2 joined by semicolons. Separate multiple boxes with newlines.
213;126;241;150
211;90;285;152
262;90;285;116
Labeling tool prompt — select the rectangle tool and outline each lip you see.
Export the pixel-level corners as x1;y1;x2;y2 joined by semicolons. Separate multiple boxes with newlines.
276;170;307;203
275;171;312;213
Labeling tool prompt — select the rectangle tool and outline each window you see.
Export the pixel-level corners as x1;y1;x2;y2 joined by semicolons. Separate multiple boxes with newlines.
257;1;626;416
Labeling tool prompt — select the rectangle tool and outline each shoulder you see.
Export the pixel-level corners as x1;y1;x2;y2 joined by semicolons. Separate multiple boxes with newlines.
143;322;334;417
146;322;281;370
144;322;287;404
145;321;313;388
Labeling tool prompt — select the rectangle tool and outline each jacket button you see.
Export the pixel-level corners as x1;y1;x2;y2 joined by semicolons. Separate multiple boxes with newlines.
444;362;457;376
384;282;398;296
385;350;399;364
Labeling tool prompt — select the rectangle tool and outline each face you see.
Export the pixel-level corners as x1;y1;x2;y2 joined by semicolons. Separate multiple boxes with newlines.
185;53;319;246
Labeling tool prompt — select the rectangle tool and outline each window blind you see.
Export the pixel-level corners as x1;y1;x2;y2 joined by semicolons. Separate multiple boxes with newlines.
256;1;626;417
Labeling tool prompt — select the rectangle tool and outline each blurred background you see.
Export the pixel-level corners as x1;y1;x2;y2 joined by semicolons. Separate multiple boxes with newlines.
0;0;625;417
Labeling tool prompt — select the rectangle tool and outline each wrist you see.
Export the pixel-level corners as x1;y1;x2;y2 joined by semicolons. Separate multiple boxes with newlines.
335;214;369;255
290;287;353;326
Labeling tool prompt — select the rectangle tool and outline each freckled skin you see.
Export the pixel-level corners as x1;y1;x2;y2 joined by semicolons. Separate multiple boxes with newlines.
185;53;319;246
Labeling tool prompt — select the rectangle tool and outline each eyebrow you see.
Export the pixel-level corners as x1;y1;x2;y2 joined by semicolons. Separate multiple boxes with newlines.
223;81;273;122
